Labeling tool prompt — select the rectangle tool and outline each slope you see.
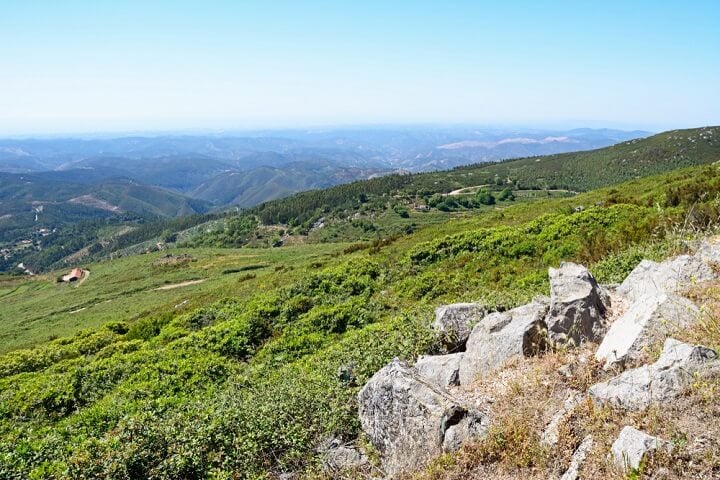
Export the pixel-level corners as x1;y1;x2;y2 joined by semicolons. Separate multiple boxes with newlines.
2;161;720;478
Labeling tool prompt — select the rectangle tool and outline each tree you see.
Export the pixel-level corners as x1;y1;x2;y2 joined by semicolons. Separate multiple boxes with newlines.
476;189;496;205
497;188;515;201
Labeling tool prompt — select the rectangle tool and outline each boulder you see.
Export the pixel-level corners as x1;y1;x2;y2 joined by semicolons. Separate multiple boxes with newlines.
459;299;550;385
589;338;718;411
415;353;464;389
546;262;610;346
358;359;488;477
595;292;699;368
560;435;593;480
617;255;716;303
611;426;672;471
433;303;486;350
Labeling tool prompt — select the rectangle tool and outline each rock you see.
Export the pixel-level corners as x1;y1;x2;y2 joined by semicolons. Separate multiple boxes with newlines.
617;256;716;303
415;353;464;389
540;390;582;447
693;237;720;268
611;426;672;471
459;299;550;385
560;435;593;480
595;292;699;368
322;440;370;473
358;359;488;477
433;303;486;350
546;262;610;346
442;410;487;452
589;338;718;410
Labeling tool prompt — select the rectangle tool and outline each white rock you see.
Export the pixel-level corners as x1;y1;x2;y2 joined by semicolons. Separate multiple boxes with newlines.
595;292;699;368
358;359;488;477
560;435;593;480
322;441;369;472
415;353;464;389
458;299;550;385
617;256;716;303
694;237;720;267
433;303;486;350
546;262;610;346
611;426;672;470
540;390;582;447
589;339;718;411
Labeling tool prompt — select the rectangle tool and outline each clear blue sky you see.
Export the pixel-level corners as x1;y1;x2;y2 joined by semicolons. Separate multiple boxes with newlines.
1;0;718;134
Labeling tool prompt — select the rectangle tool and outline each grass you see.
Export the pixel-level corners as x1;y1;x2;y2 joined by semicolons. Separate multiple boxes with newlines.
0;243;348;354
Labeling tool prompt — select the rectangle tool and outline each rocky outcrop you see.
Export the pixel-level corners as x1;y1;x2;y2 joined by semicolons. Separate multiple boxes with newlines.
458;299;550;385
611;426;672;471
358;359;488;477
355;241;720;477
433;303;486;350
617;255;716;303
546;262;610;346
560;435;593;480
415;353;464;389
589;338;718;410
595;292;699;368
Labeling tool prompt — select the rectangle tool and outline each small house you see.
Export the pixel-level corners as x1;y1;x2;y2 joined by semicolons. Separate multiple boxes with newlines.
62;268;84;282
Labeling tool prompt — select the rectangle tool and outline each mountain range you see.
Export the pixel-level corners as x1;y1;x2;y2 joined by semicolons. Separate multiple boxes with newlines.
0;127;648;211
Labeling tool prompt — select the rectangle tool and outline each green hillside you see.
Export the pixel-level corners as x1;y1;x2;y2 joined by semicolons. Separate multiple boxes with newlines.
189;161;393;207
188;127;720;246
2;157;720;478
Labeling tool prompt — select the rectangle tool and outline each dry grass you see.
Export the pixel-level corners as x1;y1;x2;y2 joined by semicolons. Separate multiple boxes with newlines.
411;346;607;480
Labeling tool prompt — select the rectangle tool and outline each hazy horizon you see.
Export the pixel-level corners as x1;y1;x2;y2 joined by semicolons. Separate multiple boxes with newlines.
0;122;661;140
1;1;718;135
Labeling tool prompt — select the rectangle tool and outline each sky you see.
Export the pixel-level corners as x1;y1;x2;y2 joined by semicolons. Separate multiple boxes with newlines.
0;0;718;135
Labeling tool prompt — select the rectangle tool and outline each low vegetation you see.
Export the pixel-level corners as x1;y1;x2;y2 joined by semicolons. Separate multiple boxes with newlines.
2;137;720;478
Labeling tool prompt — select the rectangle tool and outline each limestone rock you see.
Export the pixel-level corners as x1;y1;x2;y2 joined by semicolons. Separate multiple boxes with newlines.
546;262;610;346
617;256;716;303
560;435;593;480
433;303;486;350
415;353;464;389
589;339;718;410
358;359;488;477
459;299;550;385
595;292;699;368
611;426;672;471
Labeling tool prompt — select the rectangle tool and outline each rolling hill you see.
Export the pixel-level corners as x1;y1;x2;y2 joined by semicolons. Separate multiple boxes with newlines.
244;126;720;226
190;160;395;207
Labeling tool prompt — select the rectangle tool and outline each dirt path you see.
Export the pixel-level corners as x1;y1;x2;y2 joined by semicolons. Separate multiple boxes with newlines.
155;279;206;290
447;186;577;196
447;184;491;196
